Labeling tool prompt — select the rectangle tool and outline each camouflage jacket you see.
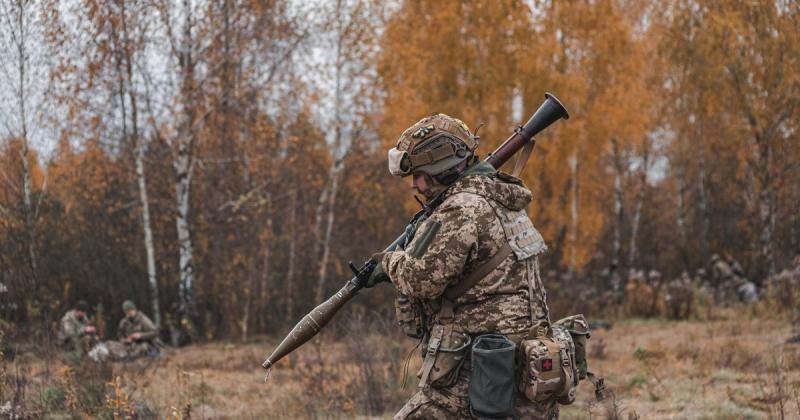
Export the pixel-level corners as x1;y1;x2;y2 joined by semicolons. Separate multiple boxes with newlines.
118;312;158;342
58;309;90;343
382;162;550;335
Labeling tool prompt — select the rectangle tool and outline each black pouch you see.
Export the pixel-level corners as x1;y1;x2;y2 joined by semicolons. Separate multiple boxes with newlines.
469;334;517;419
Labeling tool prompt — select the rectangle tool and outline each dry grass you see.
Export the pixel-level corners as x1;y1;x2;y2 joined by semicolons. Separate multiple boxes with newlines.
3;310;800;419
561;313;800;419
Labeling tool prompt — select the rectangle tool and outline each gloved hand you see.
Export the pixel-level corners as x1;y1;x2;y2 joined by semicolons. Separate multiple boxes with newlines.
364;253;390;288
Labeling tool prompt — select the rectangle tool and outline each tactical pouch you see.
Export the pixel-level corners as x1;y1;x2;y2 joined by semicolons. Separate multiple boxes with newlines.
517;320;578;405
417;324;471;389
469;334;517;419
394;294;425;339
553;314;590;379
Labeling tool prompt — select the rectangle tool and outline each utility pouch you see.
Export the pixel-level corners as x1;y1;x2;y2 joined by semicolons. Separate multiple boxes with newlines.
553;314;590;379
417;324;471;389
469;334;517;419
394;294;425;339
517;320;578;405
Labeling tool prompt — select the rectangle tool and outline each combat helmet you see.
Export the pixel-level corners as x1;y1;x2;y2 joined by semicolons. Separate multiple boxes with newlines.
388;113;478;181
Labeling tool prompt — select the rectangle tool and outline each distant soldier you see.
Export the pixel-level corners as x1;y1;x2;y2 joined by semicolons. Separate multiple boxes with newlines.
625;269;654;317
692;268;713;314
117;300;159;359
784;252;800;344
711;253;736;304
694;268;709;289
58;300;97;358
665;272;694;319
710;254;731;288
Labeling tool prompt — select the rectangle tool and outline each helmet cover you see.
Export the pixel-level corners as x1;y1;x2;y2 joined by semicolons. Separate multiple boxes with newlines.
388;113;477;177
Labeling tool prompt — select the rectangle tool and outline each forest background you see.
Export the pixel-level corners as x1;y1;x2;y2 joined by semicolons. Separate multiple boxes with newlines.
0;0;798;345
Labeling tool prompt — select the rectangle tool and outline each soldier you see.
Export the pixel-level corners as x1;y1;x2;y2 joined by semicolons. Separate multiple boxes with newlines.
711;253;735;304
58;300;97;359
117;300;159;359
364;114;557;419
624;269;651;317
665;272;694;319
713;253;756;304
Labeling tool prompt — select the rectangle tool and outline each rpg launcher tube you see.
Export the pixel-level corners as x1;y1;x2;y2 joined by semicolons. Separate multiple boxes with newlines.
261;279;359;370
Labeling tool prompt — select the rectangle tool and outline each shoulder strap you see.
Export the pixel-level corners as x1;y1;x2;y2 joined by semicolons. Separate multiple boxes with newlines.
444;243;513;302
511;140;534;177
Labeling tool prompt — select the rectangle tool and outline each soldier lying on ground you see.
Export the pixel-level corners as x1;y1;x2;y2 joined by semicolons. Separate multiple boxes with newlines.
58;300;97;360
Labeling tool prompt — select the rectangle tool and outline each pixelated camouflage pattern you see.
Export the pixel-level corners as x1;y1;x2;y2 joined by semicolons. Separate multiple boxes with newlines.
58;309;90;344
118;311;158;342
383;163;550;335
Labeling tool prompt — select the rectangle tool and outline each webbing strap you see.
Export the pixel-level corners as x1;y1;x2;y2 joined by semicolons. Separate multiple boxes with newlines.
444;243;513;301
511;140;534;177
418;327;442;388
408;143;456;167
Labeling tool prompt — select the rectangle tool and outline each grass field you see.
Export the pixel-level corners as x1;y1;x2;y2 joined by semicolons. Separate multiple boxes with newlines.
4;309;800;419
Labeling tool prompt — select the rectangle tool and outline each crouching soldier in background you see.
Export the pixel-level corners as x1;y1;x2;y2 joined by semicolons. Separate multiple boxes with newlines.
58;300;97;360
665;272;694;319
116;300;160;359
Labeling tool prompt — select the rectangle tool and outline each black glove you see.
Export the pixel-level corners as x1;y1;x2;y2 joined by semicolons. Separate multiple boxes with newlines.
364;253;390;288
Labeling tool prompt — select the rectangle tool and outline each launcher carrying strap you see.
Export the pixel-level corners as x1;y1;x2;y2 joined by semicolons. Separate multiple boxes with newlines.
444;243;513;302
418;243;513;389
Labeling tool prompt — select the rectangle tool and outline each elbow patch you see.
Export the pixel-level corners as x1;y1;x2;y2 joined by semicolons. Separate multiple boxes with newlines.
407;220;442;258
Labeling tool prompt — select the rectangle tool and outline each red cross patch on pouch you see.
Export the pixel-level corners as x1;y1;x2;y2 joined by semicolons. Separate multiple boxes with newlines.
542;358;553;371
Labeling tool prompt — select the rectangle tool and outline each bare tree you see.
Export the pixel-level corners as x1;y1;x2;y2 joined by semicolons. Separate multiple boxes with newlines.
628;137;651;268
312;0;379;303
0;0;47;302
610;138;625;268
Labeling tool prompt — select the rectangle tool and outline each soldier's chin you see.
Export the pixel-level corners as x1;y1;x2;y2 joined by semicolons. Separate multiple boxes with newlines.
420;190;438;201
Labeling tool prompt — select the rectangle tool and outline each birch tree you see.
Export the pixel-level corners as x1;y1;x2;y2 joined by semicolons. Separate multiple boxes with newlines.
0;0;49;303
312;0;381;303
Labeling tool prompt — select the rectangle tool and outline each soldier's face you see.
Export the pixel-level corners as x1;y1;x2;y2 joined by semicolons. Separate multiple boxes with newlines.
412;173;444;200
126;309;137;318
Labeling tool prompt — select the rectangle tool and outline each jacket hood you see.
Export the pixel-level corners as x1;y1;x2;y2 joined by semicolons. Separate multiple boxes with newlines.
447;162;532;211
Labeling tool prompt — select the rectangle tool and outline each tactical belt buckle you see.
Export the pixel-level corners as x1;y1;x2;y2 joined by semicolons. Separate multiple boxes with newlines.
426;335;442;357
418;326;444;389
594;377;606;402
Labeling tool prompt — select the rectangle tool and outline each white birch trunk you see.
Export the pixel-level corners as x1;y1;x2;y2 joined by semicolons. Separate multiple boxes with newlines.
314;162;341;303
757;140;775;276
610;139;623;267
175;0;197;320
175;145;195;316
676;170;687;245
136;145;161;327
697;144;710;262
628;142;649;267
118;0;161;327
568;154;579;274
259;191;273;331
313;1;348;304
9;0;39;289
285;189;297;323
20;139;38;286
